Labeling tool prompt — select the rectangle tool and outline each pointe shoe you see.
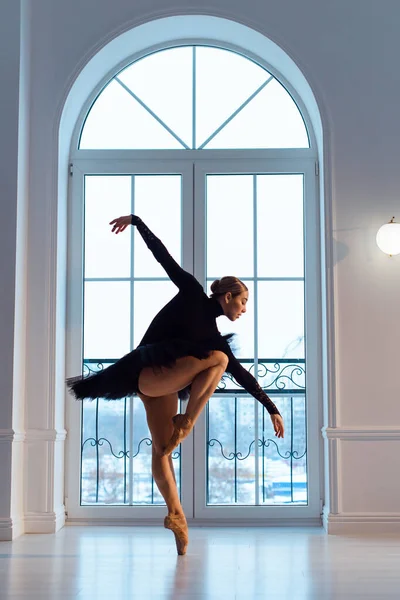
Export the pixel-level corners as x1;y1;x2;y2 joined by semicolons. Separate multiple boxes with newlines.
164;513;189;555
163;414;193;456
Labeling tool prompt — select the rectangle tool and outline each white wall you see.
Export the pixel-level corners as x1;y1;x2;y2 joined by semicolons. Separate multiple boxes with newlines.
0;0;25;541
1;0;399;537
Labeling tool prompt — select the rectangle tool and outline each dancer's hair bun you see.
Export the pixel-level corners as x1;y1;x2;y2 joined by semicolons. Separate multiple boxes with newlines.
210;279;221;294
210;276;248;299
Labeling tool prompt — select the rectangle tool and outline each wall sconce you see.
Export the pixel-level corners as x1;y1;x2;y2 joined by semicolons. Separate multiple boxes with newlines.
376;217;400;256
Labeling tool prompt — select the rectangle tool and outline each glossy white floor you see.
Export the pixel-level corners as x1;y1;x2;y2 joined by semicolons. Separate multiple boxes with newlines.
0;525;399;599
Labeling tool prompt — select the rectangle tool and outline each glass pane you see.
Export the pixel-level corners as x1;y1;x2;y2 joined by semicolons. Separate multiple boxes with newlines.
257;281;304;358
97;399;128;503
84;176;132;278
196;47;269;148
81;396;181;505
207;175;254;278
133;281;177;347
81;400;98;504
258;396;307;504
80;80;184;149
134;176;181;278
257;175;304;278
207;395;307;506
208;396;256;505
118;47;193;148
131;396;152;504
131;397;157;505
84;398;128;505
205;79;309;149
84;281;130;359
208;280;254;360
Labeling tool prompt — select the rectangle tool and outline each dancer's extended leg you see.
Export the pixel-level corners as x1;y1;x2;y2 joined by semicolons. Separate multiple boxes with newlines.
139;392;188;555
164;358;228;456
185;355;229;422
138;351;229;456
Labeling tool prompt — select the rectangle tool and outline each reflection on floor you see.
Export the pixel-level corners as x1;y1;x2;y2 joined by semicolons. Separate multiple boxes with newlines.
0;525;400;599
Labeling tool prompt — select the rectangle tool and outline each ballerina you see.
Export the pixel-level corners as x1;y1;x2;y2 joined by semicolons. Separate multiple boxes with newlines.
68;214;284;555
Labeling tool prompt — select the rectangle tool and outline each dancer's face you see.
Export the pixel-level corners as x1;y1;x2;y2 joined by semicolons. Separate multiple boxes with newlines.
222;290;249;321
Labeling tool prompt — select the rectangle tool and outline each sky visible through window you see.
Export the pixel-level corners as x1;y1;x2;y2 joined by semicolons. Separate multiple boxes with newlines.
80;46;309;150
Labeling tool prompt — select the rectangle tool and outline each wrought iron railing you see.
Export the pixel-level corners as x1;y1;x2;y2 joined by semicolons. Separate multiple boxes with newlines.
207;394;307;505
80;358;306;506
80;397;181;504
217;358;305;395
83;357;305;394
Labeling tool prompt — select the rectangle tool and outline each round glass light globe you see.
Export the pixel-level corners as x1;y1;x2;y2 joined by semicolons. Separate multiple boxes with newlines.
376;222;400;255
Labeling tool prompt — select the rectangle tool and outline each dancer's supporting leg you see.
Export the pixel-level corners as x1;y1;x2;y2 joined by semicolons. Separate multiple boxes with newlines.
139;351;229;455
140;391;188;555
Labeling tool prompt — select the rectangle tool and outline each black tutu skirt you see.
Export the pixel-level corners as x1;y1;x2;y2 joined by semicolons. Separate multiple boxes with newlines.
66;336;233;402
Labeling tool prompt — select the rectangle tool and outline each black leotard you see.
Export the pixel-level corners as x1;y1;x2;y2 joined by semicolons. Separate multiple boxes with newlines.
133;216;280;416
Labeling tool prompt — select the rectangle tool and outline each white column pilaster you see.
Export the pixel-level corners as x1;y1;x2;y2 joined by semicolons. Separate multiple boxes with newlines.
0;0;23;542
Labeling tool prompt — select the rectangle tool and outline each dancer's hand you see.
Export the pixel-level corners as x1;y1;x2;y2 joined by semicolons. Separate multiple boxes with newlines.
270;414;284;438
109;215;132;234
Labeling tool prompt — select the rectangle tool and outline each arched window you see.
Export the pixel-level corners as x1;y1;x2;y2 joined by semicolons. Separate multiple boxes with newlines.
79;46;309;150
67;44;319;522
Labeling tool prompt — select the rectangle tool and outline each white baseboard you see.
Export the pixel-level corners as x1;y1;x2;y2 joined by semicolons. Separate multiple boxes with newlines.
323;506;400;534
0;518;13;541
10;515;25;539
66;517;322;527
24;507;66;534
0;516;24;541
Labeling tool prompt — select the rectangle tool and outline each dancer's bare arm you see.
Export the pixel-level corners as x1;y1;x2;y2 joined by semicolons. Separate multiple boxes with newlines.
110;215;203;293
226;355;284;438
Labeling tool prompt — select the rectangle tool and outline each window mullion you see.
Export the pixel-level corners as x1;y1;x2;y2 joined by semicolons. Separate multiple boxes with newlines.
198;76;273;150
115;77;190;150
192;46;196;149
129;175;135;506
253;174;260;506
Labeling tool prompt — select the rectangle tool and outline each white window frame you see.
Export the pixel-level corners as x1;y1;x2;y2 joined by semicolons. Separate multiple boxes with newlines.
66;41;321;524
193;157;321;521
66;153;321;524
65;159;195;520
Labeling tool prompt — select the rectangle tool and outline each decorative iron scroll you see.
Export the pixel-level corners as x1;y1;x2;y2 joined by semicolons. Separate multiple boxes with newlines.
208;437;306;462
206;394;307;504
82;357;305;395
80;387;181;505
217;358;305;395
79;358;306;506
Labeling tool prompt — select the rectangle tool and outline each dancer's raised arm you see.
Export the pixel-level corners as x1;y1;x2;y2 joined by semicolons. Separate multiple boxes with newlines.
226;353;284;437
110;214;202;293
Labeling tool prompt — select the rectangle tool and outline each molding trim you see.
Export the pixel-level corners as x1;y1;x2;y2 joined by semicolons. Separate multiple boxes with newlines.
322;426;400;441
25;429;67;442
325;437;340;514
66;517;322;527
323;507;400;534
0;517;12;529
0;428;68;442
13;430;26;442
0;516;24;540
9;515;24;539
0;518;13;541
24;508;66;534
0;429;25;442
322;504;332;531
